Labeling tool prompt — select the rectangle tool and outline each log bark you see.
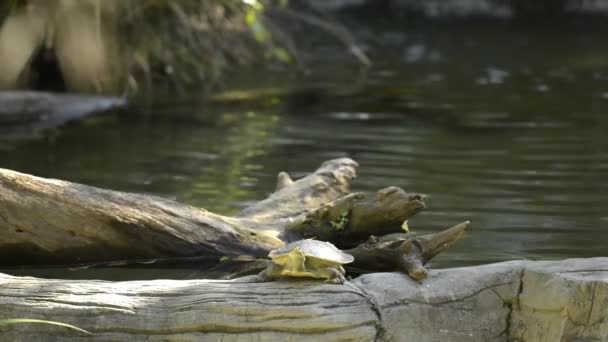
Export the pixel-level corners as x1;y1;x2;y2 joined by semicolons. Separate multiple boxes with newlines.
0;166;284;266
0;158;427;269
1;258;606;341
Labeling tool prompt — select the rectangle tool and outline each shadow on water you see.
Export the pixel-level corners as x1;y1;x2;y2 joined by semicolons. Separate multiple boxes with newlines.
1;18;608;280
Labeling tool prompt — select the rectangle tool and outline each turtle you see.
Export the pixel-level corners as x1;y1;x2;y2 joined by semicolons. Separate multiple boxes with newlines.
258;239;354;284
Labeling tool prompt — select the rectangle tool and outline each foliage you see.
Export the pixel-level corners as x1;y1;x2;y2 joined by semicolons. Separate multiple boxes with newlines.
243;0;291;62
0;0;360;94
111;0;293;93
330;210;350;231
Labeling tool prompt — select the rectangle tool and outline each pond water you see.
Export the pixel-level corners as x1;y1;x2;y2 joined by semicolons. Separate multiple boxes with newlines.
1;19;607;279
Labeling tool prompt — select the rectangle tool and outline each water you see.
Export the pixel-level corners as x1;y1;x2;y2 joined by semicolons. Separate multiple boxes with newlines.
1;19;607;279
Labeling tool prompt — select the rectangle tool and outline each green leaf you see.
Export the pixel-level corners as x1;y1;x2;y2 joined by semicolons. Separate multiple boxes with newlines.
250;21;269;42
268;47;291;63
0;319;93;335
245;9;256;26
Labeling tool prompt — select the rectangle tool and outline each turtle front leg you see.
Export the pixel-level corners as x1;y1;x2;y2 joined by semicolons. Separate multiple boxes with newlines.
256;262;283;282
322;267;347;284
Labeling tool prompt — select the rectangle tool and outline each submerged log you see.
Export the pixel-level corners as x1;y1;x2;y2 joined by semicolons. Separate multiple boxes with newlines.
0;91;125;136
0;158;430;270
1;258;606;341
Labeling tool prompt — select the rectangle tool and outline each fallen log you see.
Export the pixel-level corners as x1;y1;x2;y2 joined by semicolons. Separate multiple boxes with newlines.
0;158;428;271
0;258;606;341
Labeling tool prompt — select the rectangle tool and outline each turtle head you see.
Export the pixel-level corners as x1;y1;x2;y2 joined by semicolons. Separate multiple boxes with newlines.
271;247;307;273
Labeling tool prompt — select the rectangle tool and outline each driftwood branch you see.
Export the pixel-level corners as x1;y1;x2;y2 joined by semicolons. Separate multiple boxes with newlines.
275;171;294;191
0;158;430;271
346;221;471;280
237;158;358;222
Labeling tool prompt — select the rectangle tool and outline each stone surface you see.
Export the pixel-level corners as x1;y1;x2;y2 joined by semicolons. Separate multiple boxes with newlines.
355;261;524;342
510;258;608;342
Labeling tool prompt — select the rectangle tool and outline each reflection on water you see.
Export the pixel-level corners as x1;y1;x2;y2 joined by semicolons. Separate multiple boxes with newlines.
1;20;608;279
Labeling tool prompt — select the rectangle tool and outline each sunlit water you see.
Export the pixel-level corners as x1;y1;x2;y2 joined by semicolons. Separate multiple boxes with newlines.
1;19;607;279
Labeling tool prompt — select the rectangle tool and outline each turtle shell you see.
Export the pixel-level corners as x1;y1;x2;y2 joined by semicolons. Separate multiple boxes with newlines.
269;239;354;264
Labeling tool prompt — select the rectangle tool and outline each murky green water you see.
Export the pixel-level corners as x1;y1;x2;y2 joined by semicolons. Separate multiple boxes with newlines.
1;19;607;279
